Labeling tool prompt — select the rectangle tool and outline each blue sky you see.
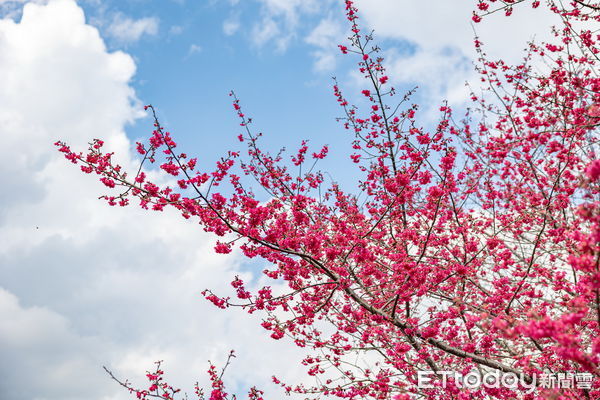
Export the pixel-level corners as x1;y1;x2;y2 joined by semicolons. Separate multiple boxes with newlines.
0;1;559;399
84;0;360;187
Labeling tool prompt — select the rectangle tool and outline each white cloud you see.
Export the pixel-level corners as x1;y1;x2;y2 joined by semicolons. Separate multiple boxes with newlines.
0;288;109;400
187;43;202;55
169;25;183;35
305;16;344;72
380;46;472;111
0;1;306;399
222;12;240;36
250;0;331;51
106;12;159;44
355;0;559;62
353;0;561;106
257;0;319;24
251;16;281;48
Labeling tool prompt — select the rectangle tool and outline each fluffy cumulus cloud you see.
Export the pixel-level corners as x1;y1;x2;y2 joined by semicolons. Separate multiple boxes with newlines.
353;0;560;105
355;0;558;61
0;1;304;399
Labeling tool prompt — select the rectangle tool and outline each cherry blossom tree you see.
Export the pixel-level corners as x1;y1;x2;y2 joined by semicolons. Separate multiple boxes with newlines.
56;0;600;398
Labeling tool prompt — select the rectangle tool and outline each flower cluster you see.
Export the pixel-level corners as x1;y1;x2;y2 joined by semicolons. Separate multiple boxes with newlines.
60;1;600;399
